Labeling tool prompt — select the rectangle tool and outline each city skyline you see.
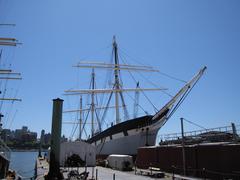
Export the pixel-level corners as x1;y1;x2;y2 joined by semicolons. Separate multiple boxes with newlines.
1;125;50;139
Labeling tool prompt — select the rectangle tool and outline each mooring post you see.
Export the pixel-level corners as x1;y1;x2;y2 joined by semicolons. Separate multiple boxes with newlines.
134;163;136;175
172;165;175;180
46;98;63;179
38;143;42;158
92;167;94;179
231;123;238;142
202;168;206;180
84;154;87;172
181;117;186;176
96;168;98;180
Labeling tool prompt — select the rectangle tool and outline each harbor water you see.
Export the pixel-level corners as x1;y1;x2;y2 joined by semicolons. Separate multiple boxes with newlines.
9;151;38;178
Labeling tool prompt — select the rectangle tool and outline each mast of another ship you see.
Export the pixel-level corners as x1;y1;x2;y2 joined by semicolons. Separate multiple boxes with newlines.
0;24;22;134
0;24;21;46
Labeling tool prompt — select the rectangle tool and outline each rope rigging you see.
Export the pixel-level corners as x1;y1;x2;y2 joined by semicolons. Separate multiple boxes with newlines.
162;70;204;129
124;89;149;116
0;24;21;140
182;117;207;130
0;63;11;111
118;52;158;113
7;109;17;129
4;79;21;127
119;47;187;83
64;38;203;140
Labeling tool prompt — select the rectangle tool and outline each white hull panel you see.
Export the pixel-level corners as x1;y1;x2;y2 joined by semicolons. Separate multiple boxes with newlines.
93;119;164;155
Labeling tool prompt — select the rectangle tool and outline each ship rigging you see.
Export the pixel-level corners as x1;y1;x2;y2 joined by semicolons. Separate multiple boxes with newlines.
64;37;168;139
63;37;206;156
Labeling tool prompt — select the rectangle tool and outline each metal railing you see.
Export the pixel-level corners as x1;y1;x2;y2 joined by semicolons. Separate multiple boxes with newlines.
157;124;240;143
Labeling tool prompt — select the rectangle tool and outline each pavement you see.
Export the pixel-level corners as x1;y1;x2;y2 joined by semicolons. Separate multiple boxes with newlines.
61;166;171;180
35;158;199;180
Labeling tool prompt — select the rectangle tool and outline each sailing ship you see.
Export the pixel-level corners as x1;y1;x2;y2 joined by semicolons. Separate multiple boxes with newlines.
64;37;206;157
0;24;22;178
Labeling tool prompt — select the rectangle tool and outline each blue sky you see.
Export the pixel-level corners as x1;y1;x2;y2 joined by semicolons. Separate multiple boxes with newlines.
0;0;240;139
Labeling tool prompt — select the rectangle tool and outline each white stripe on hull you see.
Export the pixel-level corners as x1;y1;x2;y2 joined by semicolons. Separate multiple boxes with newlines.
93;117;165;155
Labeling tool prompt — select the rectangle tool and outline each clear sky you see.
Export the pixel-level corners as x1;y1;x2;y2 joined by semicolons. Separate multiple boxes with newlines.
0;0;240;139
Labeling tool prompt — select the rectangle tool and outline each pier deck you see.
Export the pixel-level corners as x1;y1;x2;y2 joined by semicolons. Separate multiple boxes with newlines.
35;157;200;180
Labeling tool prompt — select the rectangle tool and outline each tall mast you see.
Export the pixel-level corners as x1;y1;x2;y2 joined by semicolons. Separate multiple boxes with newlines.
91;68;95;137
113;36;120;124
133;82;140;118
65;38;168;137
79;96;82;140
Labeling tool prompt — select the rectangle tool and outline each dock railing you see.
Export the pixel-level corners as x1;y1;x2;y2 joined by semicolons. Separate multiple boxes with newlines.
157;124;240;144
0;137;11;161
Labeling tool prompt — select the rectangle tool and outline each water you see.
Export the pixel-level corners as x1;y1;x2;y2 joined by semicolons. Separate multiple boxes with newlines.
9;151;38;178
